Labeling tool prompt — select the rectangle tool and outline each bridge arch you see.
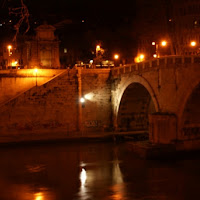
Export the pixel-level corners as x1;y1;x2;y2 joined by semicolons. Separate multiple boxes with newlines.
114;75;159;133
179;81;200;139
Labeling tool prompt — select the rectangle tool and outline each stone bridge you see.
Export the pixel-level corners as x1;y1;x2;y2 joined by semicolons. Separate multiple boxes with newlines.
0;56;199;149
111;56;200;147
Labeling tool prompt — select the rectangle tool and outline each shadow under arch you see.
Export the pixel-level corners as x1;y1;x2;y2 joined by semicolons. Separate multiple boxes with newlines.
116;82;157;134
179;82;200;138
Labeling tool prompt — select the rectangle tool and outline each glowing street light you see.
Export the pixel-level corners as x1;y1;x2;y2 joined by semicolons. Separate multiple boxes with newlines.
161;40;167;46
96;45;100;50
114;54;119;60
7;45;12;56
80;97;85;103
134;54;145;63
152;40;168;57
139;54;144;60
96;45;100;53
153;54;157;58
190;41;196;47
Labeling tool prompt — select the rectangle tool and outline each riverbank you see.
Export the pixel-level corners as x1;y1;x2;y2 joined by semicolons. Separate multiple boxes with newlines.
126;140;200;159
0;130;148;147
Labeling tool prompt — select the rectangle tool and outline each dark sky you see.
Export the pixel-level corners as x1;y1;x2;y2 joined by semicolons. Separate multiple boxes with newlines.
0;0;137;61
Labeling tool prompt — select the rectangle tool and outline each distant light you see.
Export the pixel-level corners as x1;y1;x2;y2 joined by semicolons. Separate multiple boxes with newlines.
0;24;2;26
80;97;85;103
135;54;145;63
7;45;12;50
114;54;119;60
161;40;167;46
64;48;67;53
34;68;38;73
190;41;196;47
89;60;93;64
153;54;157;58
139;54;144;59
11;61;18;67
82;20;85;23
169;19;172;22
152;41;156;46
9;20;12;23
96;45;100;50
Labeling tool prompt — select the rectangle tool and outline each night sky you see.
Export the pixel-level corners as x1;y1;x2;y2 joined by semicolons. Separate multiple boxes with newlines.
0;0;137;62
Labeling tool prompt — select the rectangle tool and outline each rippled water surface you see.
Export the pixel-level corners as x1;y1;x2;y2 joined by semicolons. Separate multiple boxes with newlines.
0;141;200;200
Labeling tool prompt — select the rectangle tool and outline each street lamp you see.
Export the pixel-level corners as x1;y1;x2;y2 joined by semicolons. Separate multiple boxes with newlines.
152;40;167;57
134;54;145;63
80;97;85;108
114;54;120;66
190;41;196;47
96;45;101;56
7;45;12;56
161;40;167;47
114;54;119;60
152;41;158;57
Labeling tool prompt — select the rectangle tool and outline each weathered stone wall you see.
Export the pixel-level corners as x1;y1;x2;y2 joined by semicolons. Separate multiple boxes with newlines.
78;69;112;133
0;69;66;105
0;69;79;134
0;68;112;135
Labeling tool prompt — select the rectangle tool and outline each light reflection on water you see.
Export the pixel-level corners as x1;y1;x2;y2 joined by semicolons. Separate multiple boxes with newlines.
0;142;200;200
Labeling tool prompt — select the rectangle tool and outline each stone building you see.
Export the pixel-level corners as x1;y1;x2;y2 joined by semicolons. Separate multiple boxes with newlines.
0;23;60;69
27;24;60;68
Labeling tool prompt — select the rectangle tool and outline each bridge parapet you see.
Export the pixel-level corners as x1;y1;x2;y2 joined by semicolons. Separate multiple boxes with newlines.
111;55;200;77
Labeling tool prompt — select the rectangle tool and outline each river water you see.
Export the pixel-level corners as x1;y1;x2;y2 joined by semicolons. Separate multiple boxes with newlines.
0;141;200;200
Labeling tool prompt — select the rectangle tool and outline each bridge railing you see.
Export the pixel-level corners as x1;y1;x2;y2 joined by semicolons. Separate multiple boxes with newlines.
111;55;200;76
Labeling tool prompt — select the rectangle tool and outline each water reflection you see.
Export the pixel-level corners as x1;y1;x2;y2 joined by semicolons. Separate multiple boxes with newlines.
78;168;89;200
34;192;43;200
0;142;200;199
80;168;87;187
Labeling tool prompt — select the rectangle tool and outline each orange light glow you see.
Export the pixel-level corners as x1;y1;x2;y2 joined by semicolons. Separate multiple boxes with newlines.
152;42;156;46
11;61;18;66
114;54;119;60
134;54;145;63
190;41;196;47
161;40;167;46
34;192;44;200
96;45;100;51
7;45;12;50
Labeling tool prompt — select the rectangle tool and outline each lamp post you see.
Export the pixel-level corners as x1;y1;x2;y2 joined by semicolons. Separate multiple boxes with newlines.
114;54;120;67
152;40;167;58
96;45;101;57
7;45;12;68
7;45;12;56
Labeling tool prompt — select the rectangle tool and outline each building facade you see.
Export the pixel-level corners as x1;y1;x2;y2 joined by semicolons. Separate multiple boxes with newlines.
0;23;60;69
